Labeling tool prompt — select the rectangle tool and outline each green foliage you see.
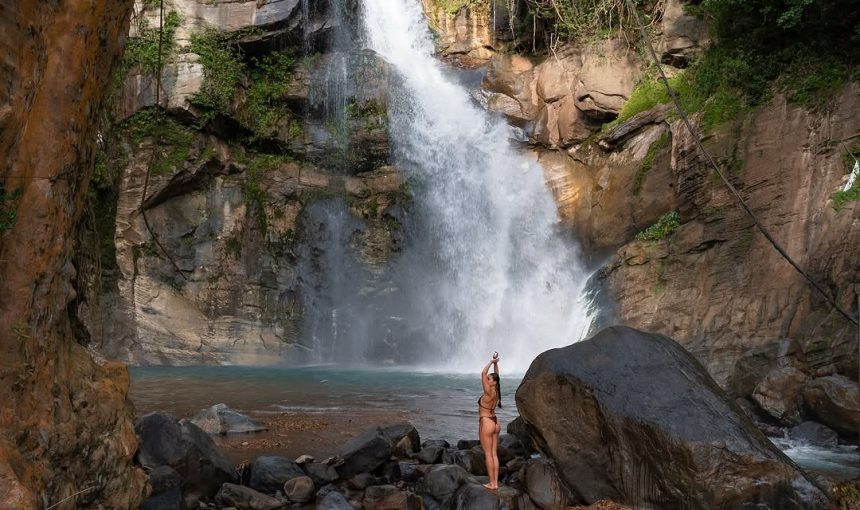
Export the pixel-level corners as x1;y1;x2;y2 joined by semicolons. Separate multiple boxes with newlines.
243;51;297;139
347;99;388;131
522;0;643;42
636;211;681;241
122;108;195;175
633;131;670;195
189;29;247;119
122;11;181;76
831;184;859;211
434;0;484;15
0;185;22;233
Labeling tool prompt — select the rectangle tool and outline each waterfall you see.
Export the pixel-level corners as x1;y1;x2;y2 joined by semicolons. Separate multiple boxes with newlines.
360;0;593;372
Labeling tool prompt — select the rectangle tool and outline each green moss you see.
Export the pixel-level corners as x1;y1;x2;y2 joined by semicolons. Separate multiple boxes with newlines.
831;185;859;211
0;185;22;233
242;51;297;139
225;236;242;260
347;99;388;131
189;29;247;121
121;10;182;77
636;211;681;241
633;131;670;195
122;109;196;175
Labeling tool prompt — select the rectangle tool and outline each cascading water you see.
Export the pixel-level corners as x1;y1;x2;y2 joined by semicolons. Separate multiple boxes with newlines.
359;0;594;372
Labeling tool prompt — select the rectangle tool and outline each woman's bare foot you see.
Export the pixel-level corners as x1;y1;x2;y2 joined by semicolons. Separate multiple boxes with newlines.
483;483;498;490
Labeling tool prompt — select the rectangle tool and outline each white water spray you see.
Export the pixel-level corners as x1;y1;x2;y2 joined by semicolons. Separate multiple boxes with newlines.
361;0;593;372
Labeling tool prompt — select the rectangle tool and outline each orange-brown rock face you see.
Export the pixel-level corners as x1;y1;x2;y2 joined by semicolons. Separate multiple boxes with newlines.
598;85;860;385
0;1;147;509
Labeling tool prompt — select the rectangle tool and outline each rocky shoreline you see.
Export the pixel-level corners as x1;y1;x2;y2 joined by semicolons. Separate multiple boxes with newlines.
134;327;859;510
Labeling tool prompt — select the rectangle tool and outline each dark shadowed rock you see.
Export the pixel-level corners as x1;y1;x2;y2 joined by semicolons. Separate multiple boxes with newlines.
752;367;808;425
284;475;315;503
442;448;485;475
516;326;828;509
249;456;305;494
729;339;807;398
363;484;422;510
304;462;339;485
789;422;840;448
417;446;444;464
215;483;285;510
447;482;501;509
190;403;267;436
523;459;573;509
140;466;184;510
802;375;860;438
457;439;480;450
381;423;421;453
317;489;355;510
337;427;393;478
422;464;473;502
497;485;536;510
135;413;236;499
506;417;537;454
423;439;451;449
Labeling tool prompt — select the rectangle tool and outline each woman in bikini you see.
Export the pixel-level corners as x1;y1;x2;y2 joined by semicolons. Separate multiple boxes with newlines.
478;352;501;490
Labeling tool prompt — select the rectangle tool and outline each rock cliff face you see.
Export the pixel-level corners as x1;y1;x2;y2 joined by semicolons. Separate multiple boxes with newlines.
0;1;147;509
478;0;858;390
78;0;407;365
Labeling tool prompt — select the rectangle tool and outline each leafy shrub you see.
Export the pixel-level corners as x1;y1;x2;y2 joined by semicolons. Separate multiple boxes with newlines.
122;10;182;76
636;211;680;241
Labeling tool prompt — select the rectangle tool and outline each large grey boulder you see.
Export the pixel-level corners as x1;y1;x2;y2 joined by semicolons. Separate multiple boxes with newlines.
789;422;840;448
802;375;860;438
523;459;573;509
135;413;236;499
515;326;828;509
191;403;267;436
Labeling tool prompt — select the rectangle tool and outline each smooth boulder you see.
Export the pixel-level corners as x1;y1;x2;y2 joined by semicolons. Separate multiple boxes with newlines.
523;459;573;509
789;421;840;448
515;326;828;509
337;423;419;478
284;475;315;503
190;403;267;435
752;367;808;424
249;456;304;494
802;375;860;438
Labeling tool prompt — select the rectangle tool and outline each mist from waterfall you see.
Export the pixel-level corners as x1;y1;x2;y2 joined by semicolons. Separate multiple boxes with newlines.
358;0;593;372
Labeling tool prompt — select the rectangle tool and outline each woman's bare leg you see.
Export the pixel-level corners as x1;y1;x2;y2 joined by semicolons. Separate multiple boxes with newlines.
490;422;501;488
479;418;495;489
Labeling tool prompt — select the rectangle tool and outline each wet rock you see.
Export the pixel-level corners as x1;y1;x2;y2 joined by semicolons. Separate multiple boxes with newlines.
802;375;860;438
448;482;502;509
295;454;314;465
507;416;538;454
140;466;184;510
456;439;480;450
135;413;236;499
422;464;473;503
524;459;573;509
363;484;422;510
304;462;339;486
516;326;828;509
422;439;451;449
789;422;840;448
417;446;444;464
752;367;808;424
499;434;526;463
283;475;315;503
382;423;421;455
249;456;305;494
316;489;355;510
191;403;267;436
337;426;393;478
215;483;284;510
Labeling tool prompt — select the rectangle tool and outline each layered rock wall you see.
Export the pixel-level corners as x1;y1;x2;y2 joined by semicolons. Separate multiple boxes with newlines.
0;1;147;508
